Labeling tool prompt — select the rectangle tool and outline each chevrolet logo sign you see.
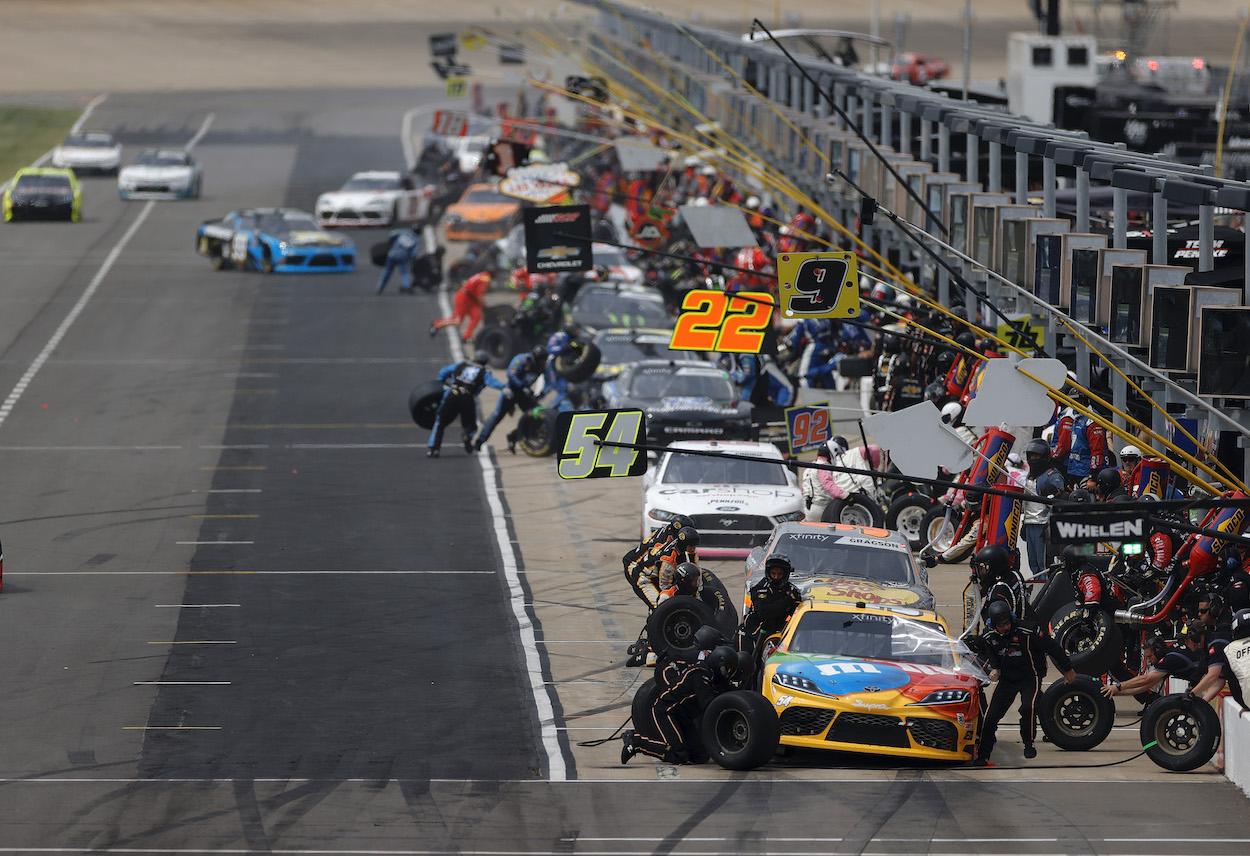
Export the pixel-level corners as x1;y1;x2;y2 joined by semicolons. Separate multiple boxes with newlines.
537;245;580;261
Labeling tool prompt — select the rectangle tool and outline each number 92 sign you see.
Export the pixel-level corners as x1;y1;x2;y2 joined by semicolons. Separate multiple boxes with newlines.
785;402;832;455
554;409;648;479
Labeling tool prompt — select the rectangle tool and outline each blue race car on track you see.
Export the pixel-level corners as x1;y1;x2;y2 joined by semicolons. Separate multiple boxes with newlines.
196;208;355;273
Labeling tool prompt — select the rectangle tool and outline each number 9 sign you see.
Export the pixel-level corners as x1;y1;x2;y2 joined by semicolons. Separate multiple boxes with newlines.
777;252;861;320
554;409;648;479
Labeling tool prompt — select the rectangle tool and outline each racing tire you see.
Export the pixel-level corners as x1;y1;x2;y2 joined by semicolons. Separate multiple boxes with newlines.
205;241;230;271
646;596;715;663
370;241;389;267
918;505;971;562
1031;570;1076;626
407;380;446;430
259;247;275;274
701;691;780;771
1038;675;1116;751
1048;602;1123;676
516;408;560;458
475;325;516;369
821;491;885;528
1141;694;1221;772
886;493;934;549
631;678;661;731
554;340;602;383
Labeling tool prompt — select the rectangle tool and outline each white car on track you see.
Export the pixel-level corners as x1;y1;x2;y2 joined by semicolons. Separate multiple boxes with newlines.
643;440;804;557
51;130;122;175
314;170;433;227
117;148;202;199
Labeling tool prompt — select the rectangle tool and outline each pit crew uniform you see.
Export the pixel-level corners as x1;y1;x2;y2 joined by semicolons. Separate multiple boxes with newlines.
622;525;699;611
472;350;545;452
977;617;1073;763
427;358;505;457
631;654;730;763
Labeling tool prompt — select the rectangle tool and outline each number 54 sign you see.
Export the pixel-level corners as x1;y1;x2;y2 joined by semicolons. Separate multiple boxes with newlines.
554;409;648;479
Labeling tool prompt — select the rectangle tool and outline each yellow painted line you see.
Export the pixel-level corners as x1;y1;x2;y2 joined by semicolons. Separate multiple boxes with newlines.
124;726;223;731
200;465;267;470
188;514;259;519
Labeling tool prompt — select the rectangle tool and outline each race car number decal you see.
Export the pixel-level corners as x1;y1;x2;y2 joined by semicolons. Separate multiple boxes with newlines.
230;232;250;263
669;290;772;354
555;409;647;479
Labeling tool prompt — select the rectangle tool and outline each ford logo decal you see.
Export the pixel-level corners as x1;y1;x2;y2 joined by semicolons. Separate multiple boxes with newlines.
716;506;740;511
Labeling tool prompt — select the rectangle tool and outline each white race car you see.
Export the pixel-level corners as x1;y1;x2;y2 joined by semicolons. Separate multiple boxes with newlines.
314;170;433;227
117;148;202;199
51;130;121;175
643;440;804;557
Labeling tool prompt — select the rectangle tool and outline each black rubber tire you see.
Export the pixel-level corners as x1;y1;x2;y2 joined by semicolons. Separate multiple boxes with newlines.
1048;602;1123;676
821;491;885;528
475;325;516;369
631;678;661;734
918;505;974;563
646;596;715;663
407;380;446;429
258;247;274;274
1038;675;1116;751
1031;570;1076;626
886;493;934;549
554;340;602;383
370;241;389;266
1141;693;1221;772
701;690;780;771
209;249;229;271
517;408;560;458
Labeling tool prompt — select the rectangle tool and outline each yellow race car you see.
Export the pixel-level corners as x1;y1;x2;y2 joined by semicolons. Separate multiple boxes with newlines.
3;167;81;222
758;599;985;763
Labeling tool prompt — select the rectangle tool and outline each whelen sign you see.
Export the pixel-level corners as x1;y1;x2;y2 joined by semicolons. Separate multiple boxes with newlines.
1049;511;1147;543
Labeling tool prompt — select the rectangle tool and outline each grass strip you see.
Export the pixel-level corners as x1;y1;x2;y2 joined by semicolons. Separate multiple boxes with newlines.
0;105;80;185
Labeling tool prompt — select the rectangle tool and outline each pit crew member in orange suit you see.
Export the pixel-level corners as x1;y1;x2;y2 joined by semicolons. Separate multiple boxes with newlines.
429;269;494;342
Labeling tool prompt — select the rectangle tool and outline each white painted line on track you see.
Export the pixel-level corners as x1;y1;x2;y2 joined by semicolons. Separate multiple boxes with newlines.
0;445;182;451
154;603;240;608
7;570;496;576
176;540;253;545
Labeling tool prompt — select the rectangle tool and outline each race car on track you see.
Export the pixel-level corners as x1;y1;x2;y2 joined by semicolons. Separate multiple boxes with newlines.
441;182;522;241
566;283;673;333
196;208;355;273
51;130;121;175
758;599;984;763
643;440;803;556
314;170;434;227
117;148;202;199
588;327;696;382
744;522;936;611
600;359;752;446
3;167;81;221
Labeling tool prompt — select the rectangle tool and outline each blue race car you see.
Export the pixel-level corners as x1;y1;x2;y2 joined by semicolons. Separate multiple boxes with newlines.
196;208;355;273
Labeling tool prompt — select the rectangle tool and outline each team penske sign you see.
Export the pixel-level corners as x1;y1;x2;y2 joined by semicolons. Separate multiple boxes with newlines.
1049;511;1147;544
523;204;592;273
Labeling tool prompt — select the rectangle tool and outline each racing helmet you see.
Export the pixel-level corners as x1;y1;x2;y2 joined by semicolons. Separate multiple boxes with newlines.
940;402;962;425
828;435;850;456
1120;444;1143;465
881;334;903;354
1060;544;1087;571
1023;437;1051;466
546;331;571;356
693;624;724;651
986;598;1014;628
764;554;793;581
1231;608;1250;641
954;330;977;350
1068;488;1094;503
972;543;1010;580
706;645;740;679
473;349;490;365
674;562;703;596
676;526;700;548
530;345;548;366
1094;467;1122;496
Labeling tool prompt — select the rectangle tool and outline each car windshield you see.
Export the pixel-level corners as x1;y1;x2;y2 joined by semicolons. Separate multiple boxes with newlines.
627;365;735;402
769;531;916;584
661;452;788;486
64;134;114;147
342;175;400;191
134;150;188;166
573;290;672;329
595;332;685;365
593;247;628;267
460;187;507;205
258;211;321;235
14;174;70;191
787;610;981;674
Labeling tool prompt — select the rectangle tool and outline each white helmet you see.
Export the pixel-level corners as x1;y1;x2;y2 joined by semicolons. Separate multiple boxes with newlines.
1121;444;1143;460
940;402;962;424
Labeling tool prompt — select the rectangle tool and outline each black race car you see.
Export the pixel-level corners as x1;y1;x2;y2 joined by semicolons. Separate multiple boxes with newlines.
599;359;752;445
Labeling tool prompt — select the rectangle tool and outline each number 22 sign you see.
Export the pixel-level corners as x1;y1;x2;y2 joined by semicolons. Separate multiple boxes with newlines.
669;289;773;354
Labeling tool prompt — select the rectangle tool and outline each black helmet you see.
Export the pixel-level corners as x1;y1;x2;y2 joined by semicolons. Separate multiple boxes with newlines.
831;435;849;454
1232;608;1250;641
972;544;1010;580
693;624;724;651
764;554;793;580
530;345;548;365
1060;544;1086;571
674;562;702;595
706;645;740;679
676;526;700;548
474;349;490;365
881;334;903;354
1024;438;1050;465
955;330;977;349
1068;488;1093;503
986;599;1014;628
1095;467;1121;495
669;514;695;530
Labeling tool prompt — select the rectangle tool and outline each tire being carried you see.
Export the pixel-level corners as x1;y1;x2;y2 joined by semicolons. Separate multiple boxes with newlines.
646;595;715;663
408;380;446;429
554;339;601;383
1048;602;1123;676
701;690;780;770
1038;675;1116;751
1140;693;1221;772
